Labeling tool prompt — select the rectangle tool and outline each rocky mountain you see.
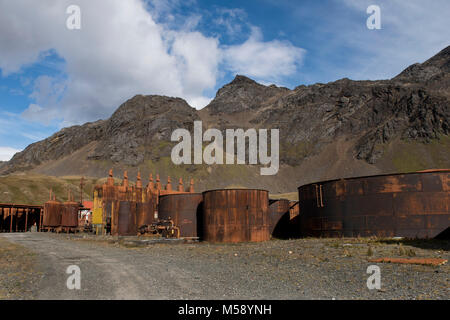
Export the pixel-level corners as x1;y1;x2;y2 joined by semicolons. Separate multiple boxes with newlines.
1;46;449;193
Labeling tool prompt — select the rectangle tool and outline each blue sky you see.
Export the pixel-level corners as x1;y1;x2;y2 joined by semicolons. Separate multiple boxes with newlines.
0;0;449;160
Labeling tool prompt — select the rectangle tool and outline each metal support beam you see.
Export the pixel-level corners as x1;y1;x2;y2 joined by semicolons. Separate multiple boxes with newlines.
10;206;13;232
25;209;28;232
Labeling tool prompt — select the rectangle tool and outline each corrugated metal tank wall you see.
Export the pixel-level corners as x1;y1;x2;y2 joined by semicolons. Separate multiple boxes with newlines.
43;200;62;228
61;201;79;228
202;189;270;243
158;193;203;238
298;170;450;238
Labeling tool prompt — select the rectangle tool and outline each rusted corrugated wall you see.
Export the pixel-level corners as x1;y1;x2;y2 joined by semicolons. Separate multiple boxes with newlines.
202;189;270;243
43;200;62;228
111;172;137;236
61;201;79;228
158;193;203;238
298;170;450;238
135;173;157;228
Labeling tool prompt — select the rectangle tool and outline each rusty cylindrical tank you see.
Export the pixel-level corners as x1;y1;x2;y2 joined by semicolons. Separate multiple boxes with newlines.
103;183;117;233
43;200;62;228
298;170;450;239
268;199;291;238
158;193;203;238
112;185;137;236
61;201;79;228
136;189;156;228
202;189;270;243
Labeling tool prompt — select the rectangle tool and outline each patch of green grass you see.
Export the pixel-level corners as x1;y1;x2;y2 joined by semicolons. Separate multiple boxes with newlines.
390;135;450;172
0;174;100;205
281;141;313;165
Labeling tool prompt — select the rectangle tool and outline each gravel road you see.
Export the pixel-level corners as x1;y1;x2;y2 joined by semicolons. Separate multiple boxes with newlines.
1;232;448;300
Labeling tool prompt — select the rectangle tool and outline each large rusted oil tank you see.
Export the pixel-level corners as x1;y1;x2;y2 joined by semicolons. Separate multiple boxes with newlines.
298;170;450;239
103;184;117;230
136;190;156;228
202;189;270;243
112;182;137;236
43;199;62;228
115;201;137;236
158;193;203;238
61;201;79;228
142;192;157;226
269;199;291;238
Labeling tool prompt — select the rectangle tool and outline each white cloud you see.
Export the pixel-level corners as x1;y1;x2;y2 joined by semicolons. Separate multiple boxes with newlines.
223;27;305;81
0;0;216;124
0;147;21;161
0;111;57;148
213;8;248;37
21;104;46;124
0;0;306;126
330;0;450;80
171;31;221;107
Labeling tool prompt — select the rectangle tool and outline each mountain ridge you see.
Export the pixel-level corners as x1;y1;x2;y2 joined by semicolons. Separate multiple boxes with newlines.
1;46;449;193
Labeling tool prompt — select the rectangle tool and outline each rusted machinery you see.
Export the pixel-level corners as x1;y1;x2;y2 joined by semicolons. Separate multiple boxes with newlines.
158;193;203;238
298;170;450;239
138;218;180;238
202;189;270;243
0;204;43;233
93;169;196;236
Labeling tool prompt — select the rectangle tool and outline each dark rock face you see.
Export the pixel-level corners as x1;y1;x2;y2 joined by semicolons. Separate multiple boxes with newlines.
395;46;450;83
88;95;200;165
204;75;289;115
1;46;449;181
3;120;105;172
2;95;199;173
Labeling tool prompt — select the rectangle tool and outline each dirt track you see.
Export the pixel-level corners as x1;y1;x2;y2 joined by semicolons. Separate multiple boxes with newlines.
0;232;448;300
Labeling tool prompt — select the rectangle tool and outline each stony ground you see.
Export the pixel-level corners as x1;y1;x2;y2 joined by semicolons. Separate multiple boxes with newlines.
0;232;448;300
0;236;43;299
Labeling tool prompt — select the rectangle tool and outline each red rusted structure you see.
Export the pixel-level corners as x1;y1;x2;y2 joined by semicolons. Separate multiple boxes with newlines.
94;170;195;236
298;170;450;239
158;193;203;238
0;203;43;233
111;171;137;236
202;189;270;243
